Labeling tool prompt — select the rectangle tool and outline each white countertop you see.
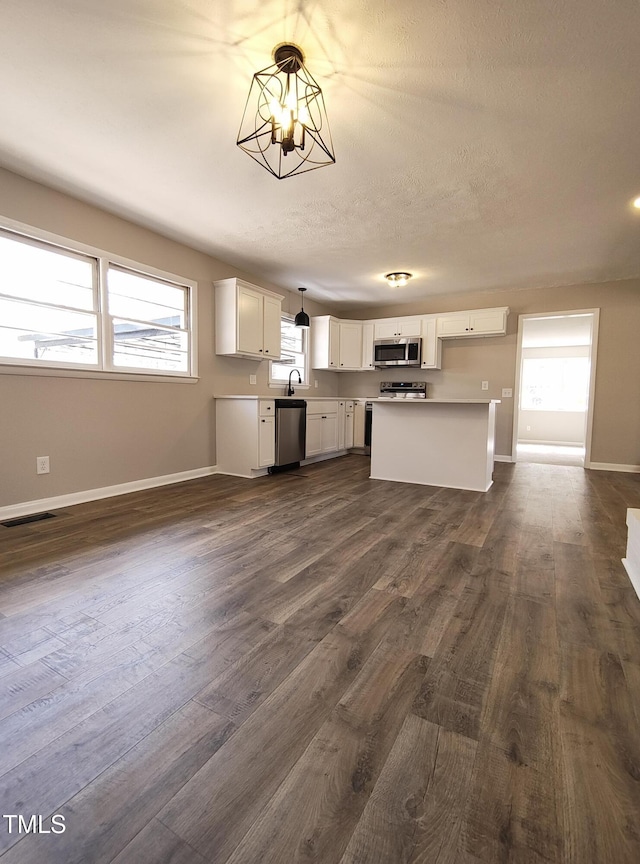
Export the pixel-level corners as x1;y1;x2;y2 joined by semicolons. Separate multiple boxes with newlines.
373;397;501;404
215;395;500;403
214;395;347;401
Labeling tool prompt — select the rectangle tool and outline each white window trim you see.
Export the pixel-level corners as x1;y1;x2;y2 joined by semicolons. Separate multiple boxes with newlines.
269;312;310;388
0;215;198;381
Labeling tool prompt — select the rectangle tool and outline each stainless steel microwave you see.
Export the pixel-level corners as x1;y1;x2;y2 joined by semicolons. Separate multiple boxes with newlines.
373;337;422;368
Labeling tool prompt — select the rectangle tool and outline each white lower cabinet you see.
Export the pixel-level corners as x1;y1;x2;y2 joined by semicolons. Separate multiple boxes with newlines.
345;401;354;449
305;416;324;457
338;401;346;451
353;401;366;447
306;402;339;457
337;400;355;450
216;399;275;477
258;416;275;467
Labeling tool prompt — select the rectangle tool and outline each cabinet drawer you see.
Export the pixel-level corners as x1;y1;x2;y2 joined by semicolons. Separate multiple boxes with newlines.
259;400;275;417
306;401;339;415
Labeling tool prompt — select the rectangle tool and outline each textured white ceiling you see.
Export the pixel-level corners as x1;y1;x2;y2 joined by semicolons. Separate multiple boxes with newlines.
0;0;639;309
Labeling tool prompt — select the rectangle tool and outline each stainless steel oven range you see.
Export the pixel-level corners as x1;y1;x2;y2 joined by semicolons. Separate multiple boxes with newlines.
379;381;428;398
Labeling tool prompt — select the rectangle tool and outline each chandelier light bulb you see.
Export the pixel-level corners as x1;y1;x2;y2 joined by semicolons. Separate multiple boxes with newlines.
237;43;335;179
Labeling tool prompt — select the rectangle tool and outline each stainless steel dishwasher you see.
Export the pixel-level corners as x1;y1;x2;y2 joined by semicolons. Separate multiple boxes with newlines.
270;399;307;472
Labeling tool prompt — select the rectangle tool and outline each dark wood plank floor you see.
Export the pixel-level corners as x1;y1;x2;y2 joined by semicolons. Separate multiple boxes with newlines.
1;455;640;863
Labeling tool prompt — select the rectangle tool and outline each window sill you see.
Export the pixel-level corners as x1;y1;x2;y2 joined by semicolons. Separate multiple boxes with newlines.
0;364;199;384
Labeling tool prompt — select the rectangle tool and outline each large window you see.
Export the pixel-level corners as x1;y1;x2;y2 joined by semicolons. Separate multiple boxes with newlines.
520;357;590;411
270;315;308;385
0;227;195;377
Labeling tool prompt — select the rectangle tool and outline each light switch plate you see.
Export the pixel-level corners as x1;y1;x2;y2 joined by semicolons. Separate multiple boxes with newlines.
481;381;489;390
502;388;513;398
249;374;257;385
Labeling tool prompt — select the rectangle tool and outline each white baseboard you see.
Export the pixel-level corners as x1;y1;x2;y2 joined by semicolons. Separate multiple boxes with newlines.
587;462;640;473
302;450;349;466
517;439;584;447
494;455;513;463
0;465;219;521
216;468;269;480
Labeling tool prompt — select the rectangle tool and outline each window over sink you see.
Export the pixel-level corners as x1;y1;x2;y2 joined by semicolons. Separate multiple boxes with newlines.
269;314;309;386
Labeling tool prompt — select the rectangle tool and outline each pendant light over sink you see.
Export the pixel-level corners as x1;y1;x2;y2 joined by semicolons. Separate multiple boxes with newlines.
294;287;310;329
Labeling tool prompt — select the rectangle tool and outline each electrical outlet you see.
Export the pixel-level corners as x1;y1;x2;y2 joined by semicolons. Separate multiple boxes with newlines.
481;381;489;391
249;374;257;385
36;456;50;475
501;388;513;398
314;380;318;388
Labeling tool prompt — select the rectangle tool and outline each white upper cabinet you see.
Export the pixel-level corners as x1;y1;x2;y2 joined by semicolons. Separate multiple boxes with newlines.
311;316;363;370
262;294;282;358
329;319;340;369
339;322;363;369
436;307;509;338
420;316;442;369
373;317;422;339
215;278;284;359
361;322;375;370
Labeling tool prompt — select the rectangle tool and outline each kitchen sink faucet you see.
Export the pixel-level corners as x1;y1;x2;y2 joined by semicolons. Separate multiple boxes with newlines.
287;369;302;396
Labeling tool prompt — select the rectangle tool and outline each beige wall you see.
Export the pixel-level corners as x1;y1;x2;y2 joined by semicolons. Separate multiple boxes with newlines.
518;411;587;445
0;169;338;508
339;280;640;465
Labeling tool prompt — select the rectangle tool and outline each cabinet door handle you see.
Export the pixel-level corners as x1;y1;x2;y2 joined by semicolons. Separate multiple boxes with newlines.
259;348;263;351
265;349;269;353
469;328;473;331
261;419;266;423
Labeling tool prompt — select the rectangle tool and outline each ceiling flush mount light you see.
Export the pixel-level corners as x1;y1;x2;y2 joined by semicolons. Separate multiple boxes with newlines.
294;287;310;328
237;43;335;179
385;272;413;287
633;196;640;209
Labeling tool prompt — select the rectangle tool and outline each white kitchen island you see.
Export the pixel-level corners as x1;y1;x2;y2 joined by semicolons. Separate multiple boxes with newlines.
370;398;500;492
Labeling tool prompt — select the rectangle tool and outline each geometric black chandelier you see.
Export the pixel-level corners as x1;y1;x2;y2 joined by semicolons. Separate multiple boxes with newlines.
237;43;336;179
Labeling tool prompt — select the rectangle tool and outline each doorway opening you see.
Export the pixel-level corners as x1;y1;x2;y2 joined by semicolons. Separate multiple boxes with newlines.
512;310;599;467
